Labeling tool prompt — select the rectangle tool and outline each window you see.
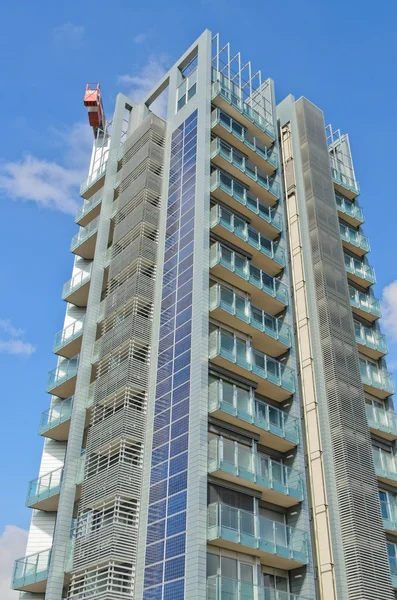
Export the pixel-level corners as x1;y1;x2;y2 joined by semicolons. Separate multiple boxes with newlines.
176;70;197;112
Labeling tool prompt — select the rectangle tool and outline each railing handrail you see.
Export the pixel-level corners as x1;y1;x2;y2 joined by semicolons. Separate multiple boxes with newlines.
206;574;312;600
40;396;73;431
54;319;84;350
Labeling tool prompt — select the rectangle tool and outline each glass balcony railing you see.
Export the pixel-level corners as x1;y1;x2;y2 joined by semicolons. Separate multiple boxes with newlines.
209;376;299;446
360;362;395;395
211;204;285;268
212;81;275;141
344;255;375;284
211;108;278;169
46;356;79;393
39;397;73;436
339;223;369;253
210;243;288;307
211;138;280;200
366;405;397;437
335;192;364;224
208;503;309;565
374;459;397;484
389;557;397;588
349;286;381;319
12;548;51;590
26;466;63;507
75;189;103;223
211;170;282;231
210;283;291;348
207;575;311;600
62;267;92;300
70;216;99;252
208;438;303;502
53;320;84;354
80;161;107;196
209;326;295;395
331;167;359;196
355;324;387;355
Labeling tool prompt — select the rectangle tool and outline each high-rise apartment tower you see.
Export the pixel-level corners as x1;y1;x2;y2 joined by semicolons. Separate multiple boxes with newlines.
12;30;397;600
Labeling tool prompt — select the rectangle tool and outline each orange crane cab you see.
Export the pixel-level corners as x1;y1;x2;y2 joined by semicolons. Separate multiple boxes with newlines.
84;83;105;135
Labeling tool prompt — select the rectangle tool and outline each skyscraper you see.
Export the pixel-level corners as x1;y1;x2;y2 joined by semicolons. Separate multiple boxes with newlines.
12;30;397;600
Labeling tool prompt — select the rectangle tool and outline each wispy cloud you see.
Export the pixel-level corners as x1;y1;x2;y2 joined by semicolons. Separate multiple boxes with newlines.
133;33;148;44
0;319;36;356
118;55;169;118
0;121;92;214
382;279;397;344
0;525;28;599
52;23;85;48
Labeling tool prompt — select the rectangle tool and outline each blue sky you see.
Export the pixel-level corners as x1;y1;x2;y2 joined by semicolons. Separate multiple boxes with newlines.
0;0;396;592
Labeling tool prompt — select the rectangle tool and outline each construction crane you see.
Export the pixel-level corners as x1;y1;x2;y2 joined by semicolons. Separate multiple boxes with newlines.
83;83;105;136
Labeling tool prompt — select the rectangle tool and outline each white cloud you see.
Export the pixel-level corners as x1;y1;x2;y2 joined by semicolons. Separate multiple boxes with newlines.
0;319;36;356
382;280;397;343
52;23;84;47
0;526;28;600
133;33;148;44
118;55;169;118
0;121;92;215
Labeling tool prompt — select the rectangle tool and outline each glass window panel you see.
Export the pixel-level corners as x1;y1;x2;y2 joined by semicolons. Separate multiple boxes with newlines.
222;380;234;406
207;553;220;577
236;387;250;414
240;563;253;583
220;556;237;579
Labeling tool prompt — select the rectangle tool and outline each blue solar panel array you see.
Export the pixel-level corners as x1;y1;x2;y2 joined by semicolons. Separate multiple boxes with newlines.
143;109;198;600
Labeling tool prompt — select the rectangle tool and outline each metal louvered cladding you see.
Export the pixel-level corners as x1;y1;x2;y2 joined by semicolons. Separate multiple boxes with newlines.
68;113;165;599
295;98;393;599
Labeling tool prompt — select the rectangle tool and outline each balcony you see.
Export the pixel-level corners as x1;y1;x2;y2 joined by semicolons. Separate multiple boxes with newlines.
209;282;290;357
211;170;281;240
80;162;107;198
366;405;397;441
47;355;79;398
335;192;364;228
355;323;387;360
75;189;102;226
339;223;369;257
210;243;288;316
62;267;92;307
209;378;299;452
206;575;311;600
360;362;395;399
53;319;84;358
211;81;275;147
344;254;375;288
331;167;359;200
26;466;63;511
390;557;397;589
12;548;51;593
211;203;284;276
208;438;303;507
211;108;277;174
374;462;397;488
209;325;295;402
39;397;73;440
70;216;99;260
349;286;381;322
208;503;309;570
211;138;280;205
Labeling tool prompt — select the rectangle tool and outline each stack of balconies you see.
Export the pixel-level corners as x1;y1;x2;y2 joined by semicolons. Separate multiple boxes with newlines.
68;113;165;600
207;79;310;599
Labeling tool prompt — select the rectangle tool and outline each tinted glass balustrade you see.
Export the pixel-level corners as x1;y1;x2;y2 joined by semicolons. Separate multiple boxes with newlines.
210;283;291;347
209;326;295;394
212;81;275;141
354;322;387;355
26;466;63;507
335;192;364;223
47;356;79;393
53;320;84;353
349;286;381;318
208;376;299;446
39;397;73;435
211;204;285;267
211;170;282;231
70;216;99;251
331;166;360;196
366;404;397;437
210;243;288;306
207;503;309;564
359;361;395;395
62;267;92;299
208;437;303;501
344;254;375;283
75;189;102;222
339;223;370;252
12;548;51;590
212;108;278;168
207;575;311;600
373;448;397;482
211;138;280;199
